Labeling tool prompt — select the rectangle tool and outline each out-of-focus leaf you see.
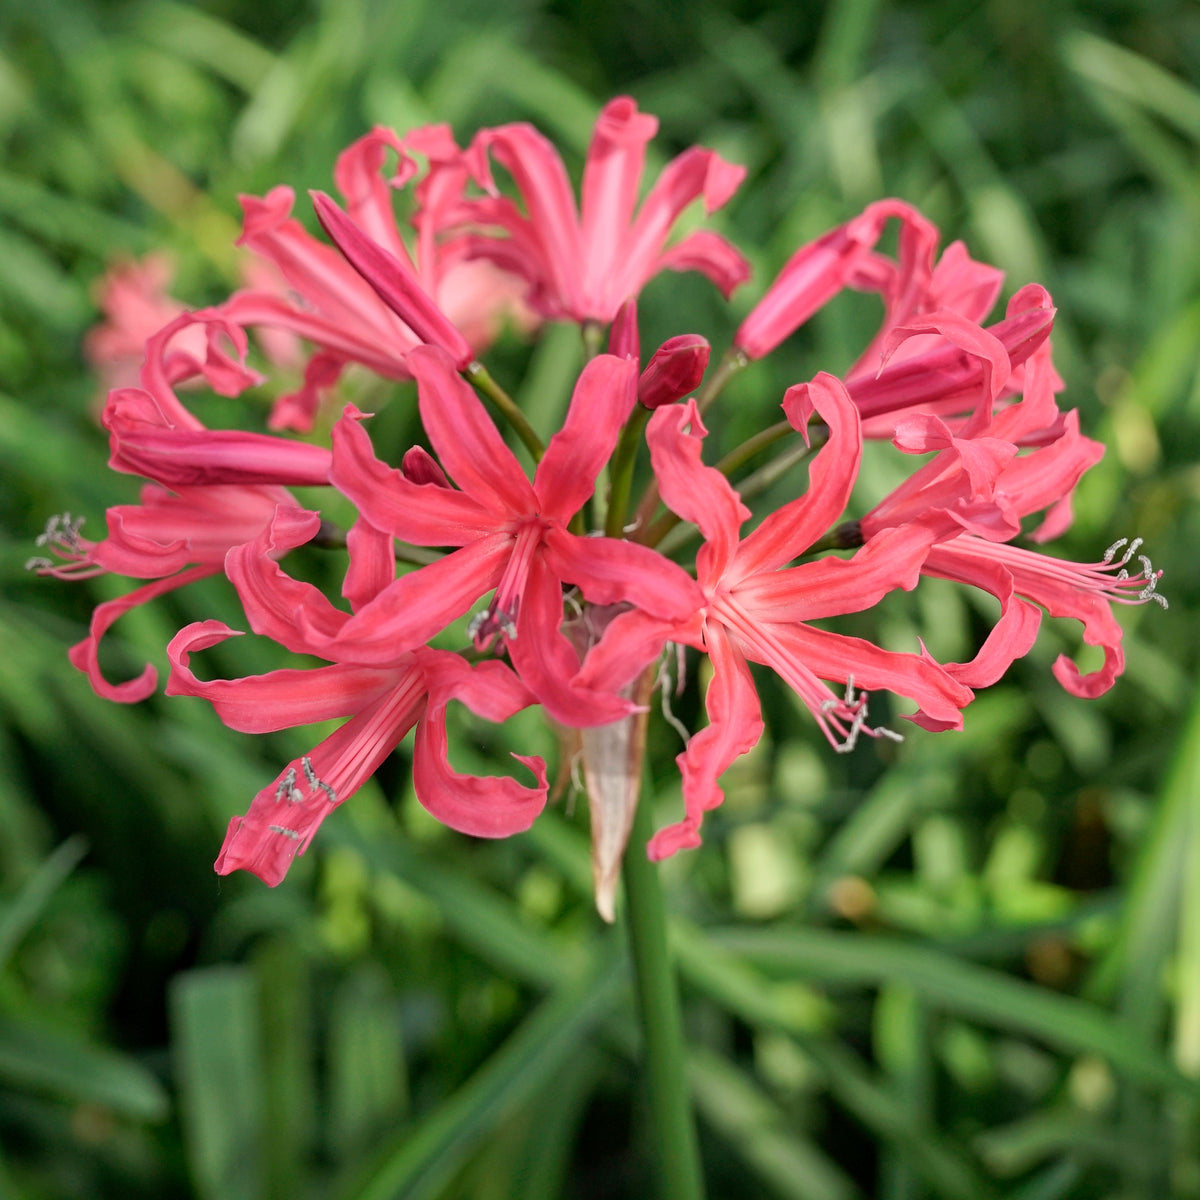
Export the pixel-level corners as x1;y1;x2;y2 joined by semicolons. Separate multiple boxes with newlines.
170;966;265;1200
0;1015;168;1122
337;945;624;1200
0;835;88;972
717;927;1198;1096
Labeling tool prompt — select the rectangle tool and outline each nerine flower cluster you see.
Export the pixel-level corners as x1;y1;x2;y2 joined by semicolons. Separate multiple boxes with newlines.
34;98;1166;904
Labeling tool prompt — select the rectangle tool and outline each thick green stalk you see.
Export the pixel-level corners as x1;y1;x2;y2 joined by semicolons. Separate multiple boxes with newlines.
622;798;707;1200
605;405;652;538
465;360;545;462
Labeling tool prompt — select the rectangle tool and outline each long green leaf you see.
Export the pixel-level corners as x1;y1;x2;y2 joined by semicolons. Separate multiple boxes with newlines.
714;927;1197;1095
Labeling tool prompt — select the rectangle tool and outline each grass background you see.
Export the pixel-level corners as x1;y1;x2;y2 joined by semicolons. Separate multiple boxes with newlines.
1;1;1198;1197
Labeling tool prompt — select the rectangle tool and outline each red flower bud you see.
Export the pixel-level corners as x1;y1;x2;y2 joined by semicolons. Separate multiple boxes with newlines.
637;334;710;409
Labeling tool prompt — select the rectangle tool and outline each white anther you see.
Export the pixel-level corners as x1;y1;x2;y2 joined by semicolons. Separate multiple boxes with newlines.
25;556;52;571
268;825;301;840
317;780;337;804
274;768;297;801
301;756;318;788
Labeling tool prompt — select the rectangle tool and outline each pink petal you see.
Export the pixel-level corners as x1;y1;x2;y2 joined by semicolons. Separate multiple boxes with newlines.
733;524;935;623
580;97;659;307
732;373;861;579
764;622;972;734
465;121;583;318
237;188;409;346
533;354;638;522
505;554;641;727
342;515;396;612
166;619;398;731
330;404;500;545
647;624;763;860
408;345;537;518
216;671;429;885
224;506;351;656
609;297;640;360
655;230;752;300
733;201;911;361
333;127;415;263
267;351;347;433
67;565;216;702
646;399;751;588
329;534;511;665
542;526;704;621
311;191;473;367
608;145;747;317
413;652;548;837
105;420;333;488
574;607;696;697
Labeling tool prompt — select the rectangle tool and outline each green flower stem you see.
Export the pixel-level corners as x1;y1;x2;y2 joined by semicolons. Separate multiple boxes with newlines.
466;360;545;462
582;320;605;362
622;797;707;1200
695;345;749;416
605;405;652;538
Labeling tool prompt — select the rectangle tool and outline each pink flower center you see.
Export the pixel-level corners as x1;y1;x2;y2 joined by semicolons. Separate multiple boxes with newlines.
469;519;546;647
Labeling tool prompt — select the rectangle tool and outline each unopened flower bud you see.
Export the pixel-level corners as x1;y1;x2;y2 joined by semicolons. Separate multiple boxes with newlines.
637;334;710;409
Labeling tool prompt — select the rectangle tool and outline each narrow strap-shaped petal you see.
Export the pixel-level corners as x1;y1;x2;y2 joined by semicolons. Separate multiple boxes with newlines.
221;291;413;380
167;619;398;731
940;571;1043;689
413;654;548;837
238;188;408;342
762;622;972;734
580;97;658;306
465;121;583;317
655;230;751;300
311;191;474;367
329;534;511;665
573;607;694;697
333;127;415;263
733;205;895;361
923;537;1130;700
224;506;349;656
342;515;396;612
647;399;750;588
330;404;499;545
732;373;862;580
408;344;537;518
505;554;641;728
105;420;333;488
216;672;428;885
534;354;637;522
647;623;763;861
607;145;746;315
267;351;348;433
996;411;1104;522
734;523;935;623
542;526;703;621
67;565;217;703
848;298;1054;426
892;413;1017;502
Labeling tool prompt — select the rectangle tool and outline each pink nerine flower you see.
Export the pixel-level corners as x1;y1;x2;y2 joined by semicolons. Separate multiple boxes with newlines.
223;344;700;727
223;126;534;431
577;375;973;859
458;96;751;322
167;509;547;886
31;312;327;702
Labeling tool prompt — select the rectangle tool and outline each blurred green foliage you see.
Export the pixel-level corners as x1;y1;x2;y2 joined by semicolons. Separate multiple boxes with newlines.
1;0;1198;1197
